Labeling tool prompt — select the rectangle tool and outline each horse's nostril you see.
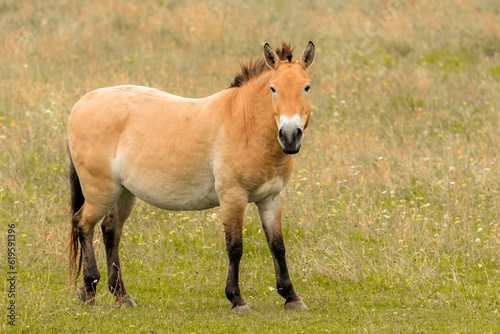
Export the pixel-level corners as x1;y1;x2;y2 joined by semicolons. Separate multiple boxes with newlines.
279;128;284;140
296;128;303;138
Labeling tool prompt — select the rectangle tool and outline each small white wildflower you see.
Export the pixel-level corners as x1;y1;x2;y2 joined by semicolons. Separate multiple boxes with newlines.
477;227;483;233
475;238;481;243
268;286;275;291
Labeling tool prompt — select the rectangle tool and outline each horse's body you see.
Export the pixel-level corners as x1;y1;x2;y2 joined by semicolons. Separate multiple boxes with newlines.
68;42;315;312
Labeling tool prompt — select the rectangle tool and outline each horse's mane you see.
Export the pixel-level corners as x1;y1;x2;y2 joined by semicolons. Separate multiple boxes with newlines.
229;43;294;88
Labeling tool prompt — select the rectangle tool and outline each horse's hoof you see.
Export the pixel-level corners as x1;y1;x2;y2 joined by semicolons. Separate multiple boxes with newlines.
116;293;138;307
284;299;307;310
76;287;95;306
124;294;138;307
231;303;252;313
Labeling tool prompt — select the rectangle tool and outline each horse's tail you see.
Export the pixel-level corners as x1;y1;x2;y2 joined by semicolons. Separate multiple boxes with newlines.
67;145;84;287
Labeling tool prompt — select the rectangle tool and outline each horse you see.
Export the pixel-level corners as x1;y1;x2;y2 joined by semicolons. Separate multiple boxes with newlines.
67;41;315;312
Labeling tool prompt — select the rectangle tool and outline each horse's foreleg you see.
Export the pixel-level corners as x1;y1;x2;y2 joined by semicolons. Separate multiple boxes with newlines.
220;194;251;313
256;192;307;310
101;191;137;307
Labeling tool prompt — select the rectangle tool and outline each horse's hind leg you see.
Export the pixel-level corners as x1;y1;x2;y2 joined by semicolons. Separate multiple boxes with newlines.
256;192;307;310
74;201;113;306
101;190;137;307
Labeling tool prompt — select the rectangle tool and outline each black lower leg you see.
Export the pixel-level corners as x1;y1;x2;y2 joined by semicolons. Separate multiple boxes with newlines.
101;213;126;297
268;235;299;303
225;240;245;308
77;228;101;297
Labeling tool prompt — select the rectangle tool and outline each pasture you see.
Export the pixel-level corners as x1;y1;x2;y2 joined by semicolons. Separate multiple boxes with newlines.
1;0;500;332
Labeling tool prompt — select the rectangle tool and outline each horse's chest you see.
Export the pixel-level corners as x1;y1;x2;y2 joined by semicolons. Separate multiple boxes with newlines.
247;176;285;203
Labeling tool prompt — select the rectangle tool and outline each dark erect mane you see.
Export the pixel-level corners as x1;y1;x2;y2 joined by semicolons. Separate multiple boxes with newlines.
229;43;294;88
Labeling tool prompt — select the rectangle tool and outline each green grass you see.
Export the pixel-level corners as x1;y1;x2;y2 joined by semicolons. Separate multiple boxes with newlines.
1;0;500;332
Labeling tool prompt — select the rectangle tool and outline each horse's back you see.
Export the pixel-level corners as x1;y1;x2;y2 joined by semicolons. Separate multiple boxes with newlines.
69;85;222;154
71;85;203;120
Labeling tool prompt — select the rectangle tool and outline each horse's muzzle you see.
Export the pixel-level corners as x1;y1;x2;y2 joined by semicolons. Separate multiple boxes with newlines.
278;126;303;155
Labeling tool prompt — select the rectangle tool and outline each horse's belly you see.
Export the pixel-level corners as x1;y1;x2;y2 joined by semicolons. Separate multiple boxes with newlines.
121;171;220;211
150;192;220;211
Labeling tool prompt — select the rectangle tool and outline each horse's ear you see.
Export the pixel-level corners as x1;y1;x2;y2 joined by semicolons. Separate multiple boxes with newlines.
299;41;315;70
263;43;280;70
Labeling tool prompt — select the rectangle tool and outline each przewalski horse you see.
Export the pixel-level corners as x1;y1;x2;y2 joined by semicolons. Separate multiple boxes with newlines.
67;42;315;312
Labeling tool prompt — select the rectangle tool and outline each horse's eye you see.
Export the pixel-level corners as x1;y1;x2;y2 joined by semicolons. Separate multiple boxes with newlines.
304;85;311;93
270;86;276;94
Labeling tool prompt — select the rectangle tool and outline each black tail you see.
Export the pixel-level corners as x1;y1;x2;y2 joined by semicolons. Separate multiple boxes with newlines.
67;147;84;287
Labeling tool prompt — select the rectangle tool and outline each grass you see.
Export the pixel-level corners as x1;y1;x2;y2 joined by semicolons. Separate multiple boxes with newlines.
1;0;500;332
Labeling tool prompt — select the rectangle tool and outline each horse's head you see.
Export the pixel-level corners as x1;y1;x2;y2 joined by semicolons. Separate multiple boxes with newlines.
264;41;315;154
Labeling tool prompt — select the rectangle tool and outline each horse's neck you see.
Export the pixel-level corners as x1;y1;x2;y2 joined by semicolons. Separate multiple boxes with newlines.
230;79;286;159
236;76;273;125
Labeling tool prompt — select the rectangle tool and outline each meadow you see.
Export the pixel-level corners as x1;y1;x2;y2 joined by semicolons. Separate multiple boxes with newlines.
1;0;500;332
